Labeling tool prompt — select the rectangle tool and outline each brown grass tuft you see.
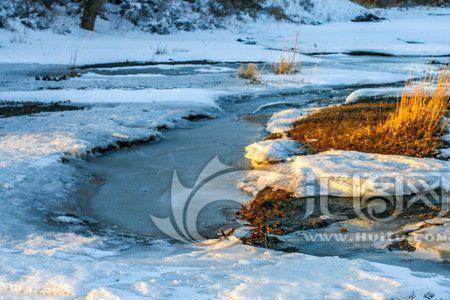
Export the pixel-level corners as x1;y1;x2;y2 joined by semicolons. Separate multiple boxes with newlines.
272;51;299;75
272;37;300;75
289;70;450;157
237;63;260;83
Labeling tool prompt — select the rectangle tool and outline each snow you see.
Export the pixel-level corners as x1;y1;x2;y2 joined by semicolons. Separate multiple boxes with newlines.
0;26;316;65
262;68;409;88
0;236;449;299
0;102;217;248
1;8;450;65
240;150;450;198
266;108;311;134
345;85;450;104
388;218;450;262
250;11;450;57
0;88;224;106
1;4;450;298
245;139;304;165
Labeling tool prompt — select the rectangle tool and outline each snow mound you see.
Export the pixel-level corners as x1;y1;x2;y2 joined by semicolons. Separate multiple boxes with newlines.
391;218;450;262
260;68;408;88
241;150;450;197
266;108;310;134
1;236;450;299
245;139;304;165
0;88;223;106
345;85;450;104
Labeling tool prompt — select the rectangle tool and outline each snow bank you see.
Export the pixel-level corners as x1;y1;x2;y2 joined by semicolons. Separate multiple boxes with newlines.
0;26;316;65
0;103;216;242
240;150;450;197
2;8;450;65
345;85;450;104
0;88;223;106
389;218;450;262
245;139;304;165
250;11;450;57
0;236;449;299
261;68;408;88
409;218;450;261
266;108;311;134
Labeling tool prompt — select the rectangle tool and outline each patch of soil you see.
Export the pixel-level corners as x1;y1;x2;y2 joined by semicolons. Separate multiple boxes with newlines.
351;13;383;22
35;68;80;81
182;114;214;121
345;51;395;57
387;239;416;252
0;101;83;118
240;186;448;250
239;187;361;246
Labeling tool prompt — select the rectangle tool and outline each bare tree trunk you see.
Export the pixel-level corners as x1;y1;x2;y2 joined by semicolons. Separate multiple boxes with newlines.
81;0;103;31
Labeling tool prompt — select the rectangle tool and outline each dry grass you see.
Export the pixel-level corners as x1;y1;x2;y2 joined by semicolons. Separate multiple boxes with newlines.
272;37;300;75
237;63;260;83
289;71;450;158
272;50;299;75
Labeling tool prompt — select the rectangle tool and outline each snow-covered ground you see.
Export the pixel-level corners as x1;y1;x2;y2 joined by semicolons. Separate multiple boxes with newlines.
345;85;450;104
0;88;224;105
241;149;450;198
260;68;409;88
245;139;304;165
2;235;450;299
1;6;450;65
1;3;450;299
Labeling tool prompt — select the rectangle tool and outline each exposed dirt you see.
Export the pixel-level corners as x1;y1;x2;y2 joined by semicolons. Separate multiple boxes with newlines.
387;239;417;252
0;101;83;118
239;186;448;250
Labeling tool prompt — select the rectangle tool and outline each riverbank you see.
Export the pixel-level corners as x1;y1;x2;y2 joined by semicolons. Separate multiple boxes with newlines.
2;7;450;297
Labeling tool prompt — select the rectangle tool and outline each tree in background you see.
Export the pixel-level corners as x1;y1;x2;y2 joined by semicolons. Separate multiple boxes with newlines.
81;0;103;31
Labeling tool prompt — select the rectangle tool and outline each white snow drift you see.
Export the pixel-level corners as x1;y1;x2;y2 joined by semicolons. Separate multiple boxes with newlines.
241;150;450;198
0;88;223;106
245;139;303;165
266;108;311;134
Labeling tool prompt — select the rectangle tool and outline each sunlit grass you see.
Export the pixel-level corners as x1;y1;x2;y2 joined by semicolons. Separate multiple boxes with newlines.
237;63;260;83
288;70;450;157
272;51;299;75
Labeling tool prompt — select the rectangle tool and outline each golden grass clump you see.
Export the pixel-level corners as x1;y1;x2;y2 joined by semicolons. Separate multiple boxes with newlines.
289;70;450;158
237;63;260;83
380;72;449;146
272;52;299;75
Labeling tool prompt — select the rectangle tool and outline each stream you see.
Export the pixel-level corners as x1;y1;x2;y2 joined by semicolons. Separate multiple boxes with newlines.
3;56;449;278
